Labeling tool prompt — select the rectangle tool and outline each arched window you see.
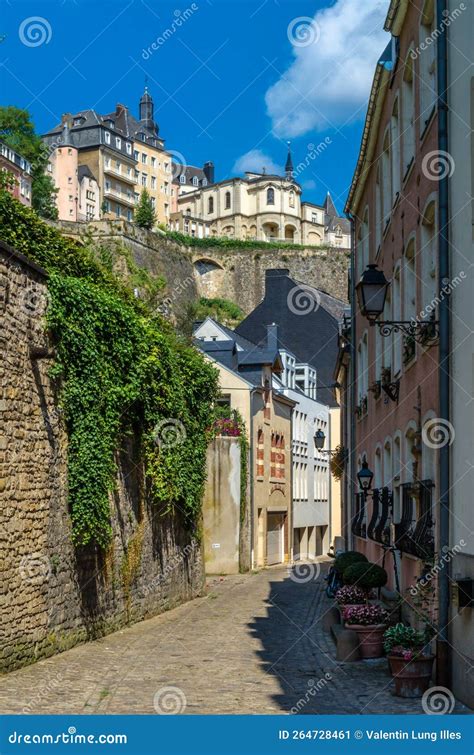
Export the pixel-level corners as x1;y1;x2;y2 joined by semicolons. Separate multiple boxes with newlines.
289;190;295;208
179;174;186;184
208;196;214;214
393;264;402;375
421;413;437;483
357;206;369;278
391;96;401;202
374;446;382;489
392;433;402;521
421;199;437;311
192;176;198;186
402;51;415;172
256;429;264;477
419;0;437;131
375;166;382;251
267;187;275;205
383;438;392;487
381;128;392;227
403;237;417;323
404;423;418;483
224;191;231;209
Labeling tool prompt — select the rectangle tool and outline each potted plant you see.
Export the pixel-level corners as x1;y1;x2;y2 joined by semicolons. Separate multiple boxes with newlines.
335;585;367;607
344;604;389;658
334;551;368;577
383;623;435;698
342;561;388;595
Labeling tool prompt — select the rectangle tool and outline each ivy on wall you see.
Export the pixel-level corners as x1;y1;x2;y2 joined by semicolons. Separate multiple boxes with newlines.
0;185;219;548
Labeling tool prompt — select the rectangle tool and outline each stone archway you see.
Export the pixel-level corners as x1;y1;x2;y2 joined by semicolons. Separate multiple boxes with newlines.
193;258;225;298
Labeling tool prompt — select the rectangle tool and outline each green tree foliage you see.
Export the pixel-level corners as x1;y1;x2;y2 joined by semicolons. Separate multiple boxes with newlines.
134;189;156;229
0;106;58;220
0;187;219;548
194;297;244;327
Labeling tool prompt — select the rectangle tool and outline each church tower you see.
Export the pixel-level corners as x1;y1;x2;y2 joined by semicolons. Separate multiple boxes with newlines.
139;86;156;133
285;142;294;180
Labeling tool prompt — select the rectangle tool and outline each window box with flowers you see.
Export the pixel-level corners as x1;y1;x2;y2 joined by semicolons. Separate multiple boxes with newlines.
369;380;382;400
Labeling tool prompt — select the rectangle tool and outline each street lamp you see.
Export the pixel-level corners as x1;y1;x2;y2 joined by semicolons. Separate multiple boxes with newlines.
313;429;340;456
357;460;374;499
314;429;325;450
356;264;389;323
356;264;439;343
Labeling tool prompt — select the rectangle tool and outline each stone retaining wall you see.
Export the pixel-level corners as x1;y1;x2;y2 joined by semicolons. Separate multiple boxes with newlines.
0;240;204;673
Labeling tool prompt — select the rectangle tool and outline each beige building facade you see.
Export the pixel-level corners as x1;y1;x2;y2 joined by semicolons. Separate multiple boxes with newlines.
173;158;350;247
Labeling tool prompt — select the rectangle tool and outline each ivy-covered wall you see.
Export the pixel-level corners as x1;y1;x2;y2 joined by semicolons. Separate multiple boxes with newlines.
0;188;219;671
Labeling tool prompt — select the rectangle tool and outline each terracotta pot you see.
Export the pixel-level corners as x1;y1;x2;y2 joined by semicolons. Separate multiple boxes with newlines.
388;655;435;698
345;623;386;658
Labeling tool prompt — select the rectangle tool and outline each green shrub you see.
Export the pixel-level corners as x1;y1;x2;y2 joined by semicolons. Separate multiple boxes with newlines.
334;551;368;575
343;562;388;589
0;187;220;548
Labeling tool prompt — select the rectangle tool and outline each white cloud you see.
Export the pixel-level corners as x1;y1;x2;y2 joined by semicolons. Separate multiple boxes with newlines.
265;0;390;137
232;149;282;176
302;179;317;190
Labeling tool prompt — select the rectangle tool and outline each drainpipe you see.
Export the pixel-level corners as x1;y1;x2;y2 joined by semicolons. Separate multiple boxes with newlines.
249;388;256;570
436;0;451;688
346;212;356;551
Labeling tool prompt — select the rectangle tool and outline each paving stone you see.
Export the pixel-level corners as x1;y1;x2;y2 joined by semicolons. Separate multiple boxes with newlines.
0;564;471;715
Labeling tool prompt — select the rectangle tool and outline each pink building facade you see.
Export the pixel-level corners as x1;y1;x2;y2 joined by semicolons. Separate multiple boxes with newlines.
345;0;441;611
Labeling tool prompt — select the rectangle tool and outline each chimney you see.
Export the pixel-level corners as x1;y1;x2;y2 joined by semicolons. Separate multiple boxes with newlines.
203;161;215;184
265;268;290;293
266;323;278;351
61;113;72;125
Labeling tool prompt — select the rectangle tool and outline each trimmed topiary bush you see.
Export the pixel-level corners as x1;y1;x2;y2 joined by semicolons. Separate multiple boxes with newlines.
343;562;388;590
334;551;368;575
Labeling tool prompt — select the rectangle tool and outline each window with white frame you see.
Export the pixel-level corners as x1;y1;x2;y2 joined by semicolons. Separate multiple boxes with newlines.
392;265;402;375
104;131;111;144
419;0;437;131
179;175;186;184
192;176;198;186
403;238;417;323
391;97;401;202
116;137;121;149
126;143;132;155
375;166;382;252
357;207;370;279
402;53;415;171
381;129;392;228
392;433;402;520
357;332;369;402
421;200;437;312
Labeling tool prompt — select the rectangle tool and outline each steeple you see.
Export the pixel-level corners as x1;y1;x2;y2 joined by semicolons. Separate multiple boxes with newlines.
139;83;155;132
285;141;294;180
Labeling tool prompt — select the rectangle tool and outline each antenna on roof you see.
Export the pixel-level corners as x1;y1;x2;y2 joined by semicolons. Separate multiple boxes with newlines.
262;166;266;175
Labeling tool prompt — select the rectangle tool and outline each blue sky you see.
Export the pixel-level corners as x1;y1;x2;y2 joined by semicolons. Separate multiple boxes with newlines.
1;0;389;213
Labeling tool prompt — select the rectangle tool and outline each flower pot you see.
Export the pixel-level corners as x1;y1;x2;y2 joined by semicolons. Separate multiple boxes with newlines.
388;655;435;698
345;623;386;658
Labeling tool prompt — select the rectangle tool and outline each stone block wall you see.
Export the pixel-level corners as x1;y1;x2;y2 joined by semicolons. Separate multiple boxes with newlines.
53;220;349;318
0;240;204;673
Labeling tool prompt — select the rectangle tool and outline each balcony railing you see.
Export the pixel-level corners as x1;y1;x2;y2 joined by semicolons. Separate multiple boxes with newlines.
351;492;366;538
104;165;137;185
104;187;136;207
393;480;434;559
367;486;392;545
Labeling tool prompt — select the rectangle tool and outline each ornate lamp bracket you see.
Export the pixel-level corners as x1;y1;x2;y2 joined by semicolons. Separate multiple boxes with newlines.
375;319;439;345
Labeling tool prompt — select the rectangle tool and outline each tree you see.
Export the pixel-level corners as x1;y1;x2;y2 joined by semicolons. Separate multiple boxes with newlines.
134;189;156;229
0;106;58;219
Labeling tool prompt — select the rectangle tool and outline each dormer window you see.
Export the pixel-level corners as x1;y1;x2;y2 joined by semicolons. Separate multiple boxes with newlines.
73;117;84;127
192;176;199;187
116;137;122;149
202;178;208;187
179;174;186;184
104;131;111;144
126;143;132;155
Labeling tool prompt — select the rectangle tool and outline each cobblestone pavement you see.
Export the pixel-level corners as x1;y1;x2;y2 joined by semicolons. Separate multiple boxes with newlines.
0;562;471;715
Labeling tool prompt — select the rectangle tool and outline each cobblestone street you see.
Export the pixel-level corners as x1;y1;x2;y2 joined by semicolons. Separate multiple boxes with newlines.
0;563;470;715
